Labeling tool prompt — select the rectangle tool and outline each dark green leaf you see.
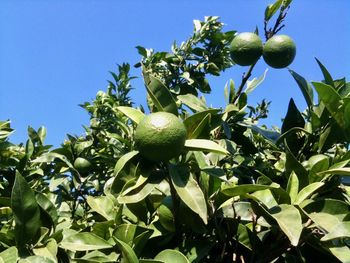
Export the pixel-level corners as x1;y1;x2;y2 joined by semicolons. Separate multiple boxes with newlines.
315;58;334;87
289;69;314;108
11;171;41;248
145;75;178;115
169;164;208;224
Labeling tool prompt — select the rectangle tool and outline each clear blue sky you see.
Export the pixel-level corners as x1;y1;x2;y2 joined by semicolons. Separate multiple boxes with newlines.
1;0;349;146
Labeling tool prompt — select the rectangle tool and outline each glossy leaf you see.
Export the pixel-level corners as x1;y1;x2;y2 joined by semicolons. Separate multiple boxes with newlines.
154;249;189;263
60;232;113;251
222;184;279;197
184;139;229;155
145;75;178;115
116;106;145;124
87;195;117;220
11;171;41;248
321;222;350;241
178;94;208;112
115;238;139;263
270;204;302;246
114;150;139;177
315;58;334;87
294;182;324;205
312;81;343;127
264;0;283;21
169;164;208;224
289;69;313;108
286;172;299;204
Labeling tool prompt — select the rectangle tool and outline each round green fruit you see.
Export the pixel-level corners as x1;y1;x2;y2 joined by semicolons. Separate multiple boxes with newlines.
134;112;187;162
74;157;92;174
263;34;296;68
230;32;263;66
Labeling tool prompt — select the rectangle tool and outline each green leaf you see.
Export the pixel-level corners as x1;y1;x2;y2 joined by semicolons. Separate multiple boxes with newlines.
154;249;189;263
270;204;302;246
113;224;153;255
183;109;221;139
245;68;268;94
32;239;58;262
118;174;163;204
264;0;283;21
318;167;350;178
18;256;56;263
60;232;113;251
222;184;279;197
178;94;208;112
344;100;350;134
281;98;305;155
184;139;229;155
294;182;324;205
315;58;334;87
0;247;18;263
145;75;178;115
186;113;210;139
289;69;314;108
115;238;139;263
11;171;41;248
286;172;299;204
116;106;145;124
312;81;344;127
87;195;117;220
169;164;208;224
321;222;350;241
36;192;58;227
328;245;350;263
302;199;349;232
114;151;139;177
285;143;309;189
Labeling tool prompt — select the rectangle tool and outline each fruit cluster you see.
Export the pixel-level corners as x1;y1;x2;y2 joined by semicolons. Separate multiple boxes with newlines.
229;32;296;68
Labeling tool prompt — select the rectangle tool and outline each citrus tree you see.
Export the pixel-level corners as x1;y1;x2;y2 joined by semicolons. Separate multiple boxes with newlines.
1;1;350;262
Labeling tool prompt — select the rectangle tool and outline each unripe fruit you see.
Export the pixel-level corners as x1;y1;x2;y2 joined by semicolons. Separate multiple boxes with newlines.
230;32;263;66
134;112;187;162
263;35;296;68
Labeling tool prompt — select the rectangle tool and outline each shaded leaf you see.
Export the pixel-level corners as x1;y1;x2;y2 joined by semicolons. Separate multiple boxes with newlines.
11;171;41;248
115;238;139;263
222;184;279;197
114;151;139;177
289;69;313;108
169;164;208;224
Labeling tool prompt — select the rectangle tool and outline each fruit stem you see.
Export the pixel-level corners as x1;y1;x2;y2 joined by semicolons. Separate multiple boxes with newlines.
231;62;257;105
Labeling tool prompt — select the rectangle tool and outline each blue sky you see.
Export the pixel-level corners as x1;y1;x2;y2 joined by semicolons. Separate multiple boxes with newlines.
1;0;349;146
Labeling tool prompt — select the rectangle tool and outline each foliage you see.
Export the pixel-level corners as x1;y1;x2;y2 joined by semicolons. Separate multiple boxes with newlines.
1;1;350;262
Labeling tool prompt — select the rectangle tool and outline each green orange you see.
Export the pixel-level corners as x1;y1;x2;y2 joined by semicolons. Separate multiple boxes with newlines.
263;35;296;68
74;157;92;174
230;32;263;66
134;112;187;162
